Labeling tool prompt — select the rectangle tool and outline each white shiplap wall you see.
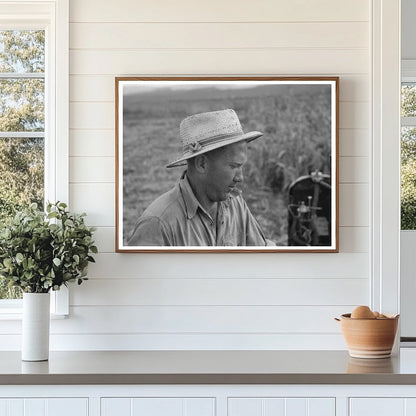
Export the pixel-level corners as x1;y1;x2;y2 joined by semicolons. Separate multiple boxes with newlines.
50;0;371;350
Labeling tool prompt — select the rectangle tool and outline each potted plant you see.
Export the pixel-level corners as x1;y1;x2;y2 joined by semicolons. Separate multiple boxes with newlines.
0;202;97;361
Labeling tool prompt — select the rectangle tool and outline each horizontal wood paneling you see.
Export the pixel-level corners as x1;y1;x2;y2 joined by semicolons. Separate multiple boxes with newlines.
339;156;369;183
91;227;115;253
0;332;347;350
69;157;114;183
339;183;369;227
69;183;114;226
69;75;369;103
69;0;369;23
69;130;115;157
70;103;113;129
70;49;368;76
339;102;369;129
49;305;354;334
339;76;369;102
70;76;114;102
0;306;354;335
70;22;368;49
339;129;369;157
0;0;369;353
86;252;369;279
339;227;369;252
70;278;368;306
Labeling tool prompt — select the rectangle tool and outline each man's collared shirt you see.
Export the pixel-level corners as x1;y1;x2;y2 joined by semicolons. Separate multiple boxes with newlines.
128;174;267;247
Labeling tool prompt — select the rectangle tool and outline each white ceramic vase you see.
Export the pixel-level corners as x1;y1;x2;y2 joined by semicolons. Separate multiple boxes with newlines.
22;292;50;361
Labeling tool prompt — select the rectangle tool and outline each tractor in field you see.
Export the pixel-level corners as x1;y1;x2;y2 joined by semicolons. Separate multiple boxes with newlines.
287;171;331;246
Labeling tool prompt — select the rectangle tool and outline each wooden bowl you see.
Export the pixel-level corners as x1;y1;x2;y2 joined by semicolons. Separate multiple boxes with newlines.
337;313;399;359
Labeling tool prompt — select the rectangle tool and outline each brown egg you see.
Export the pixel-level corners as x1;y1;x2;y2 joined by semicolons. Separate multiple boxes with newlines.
351;305;376;319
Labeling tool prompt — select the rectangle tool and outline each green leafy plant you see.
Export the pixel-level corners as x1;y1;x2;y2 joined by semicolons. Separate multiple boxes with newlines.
401;127;416;230
0;202;97;293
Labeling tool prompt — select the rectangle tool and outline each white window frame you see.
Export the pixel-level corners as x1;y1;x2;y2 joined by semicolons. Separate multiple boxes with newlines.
399;60;416;340
371;0;401;322
399;60;416;247
0;0;69;317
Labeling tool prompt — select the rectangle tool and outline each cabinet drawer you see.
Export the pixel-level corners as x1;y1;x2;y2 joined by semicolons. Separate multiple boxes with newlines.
228;397;335;416
350;398;416;416
101;397;215;416
0;398;88;416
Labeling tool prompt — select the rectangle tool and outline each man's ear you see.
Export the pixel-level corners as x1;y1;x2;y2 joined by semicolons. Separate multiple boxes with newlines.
194;154;209;173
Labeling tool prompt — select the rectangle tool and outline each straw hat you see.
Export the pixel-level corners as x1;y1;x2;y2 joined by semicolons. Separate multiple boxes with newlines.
166;109;263;168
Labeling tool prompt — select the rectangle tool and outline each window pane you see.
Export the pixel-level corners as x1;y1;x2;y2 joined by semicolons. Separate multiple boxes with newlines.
402;83;416;117
0;137;44;219
0;30;45;301
402;127;416;162
0;78;44;132
0;30;45;73
0;137;43;299
401;127;416;230
0;284;22;300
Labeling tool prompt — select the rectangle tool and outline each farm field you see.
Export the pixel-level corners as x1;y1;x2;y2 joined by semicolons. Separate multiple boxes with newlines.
121;83;333;246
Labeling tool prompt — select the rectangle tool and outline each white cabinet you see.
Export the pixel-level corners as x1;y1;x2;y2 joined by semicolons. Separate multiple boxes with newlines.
228;398;335;416
101;397;215;416
0;398;88;416
350;398;416;416
3;385;416;416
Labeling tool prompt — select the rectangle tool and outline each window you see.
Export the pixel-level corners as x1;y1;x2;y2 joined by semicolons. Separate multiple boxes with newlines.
0;29;45;300
401;62;416;230
0;0;69;314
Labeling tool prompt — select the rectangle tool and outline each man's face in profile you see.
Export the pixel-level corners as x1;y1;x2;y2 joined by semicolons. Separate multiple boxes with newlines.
204;141;248;203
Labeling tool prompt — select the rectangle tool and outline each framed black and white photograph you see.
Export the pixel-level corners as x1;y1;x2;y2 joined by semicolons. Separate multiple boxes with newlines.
116;77;339;253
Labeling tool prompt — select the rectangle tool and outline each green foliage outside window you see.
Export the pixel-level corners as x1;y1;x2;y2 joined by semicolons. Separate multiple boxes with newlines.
402;84;416;118
0;30;45;299
401;83;416;230
401;128;416;230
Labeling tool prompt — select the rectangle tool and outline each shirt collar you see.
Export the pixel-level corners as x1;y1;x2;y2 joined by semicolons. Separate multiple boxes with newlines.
179;172;205;220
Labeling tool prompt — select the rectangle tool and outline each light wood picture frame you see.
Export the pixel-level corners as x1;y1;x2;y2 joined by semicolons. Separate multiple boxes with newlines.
116;77;339;253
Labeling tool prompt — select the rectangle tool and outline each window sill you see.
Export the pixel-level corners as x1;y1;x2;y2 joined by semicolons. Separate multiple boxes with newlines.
0;286;69;318
0;312;68;320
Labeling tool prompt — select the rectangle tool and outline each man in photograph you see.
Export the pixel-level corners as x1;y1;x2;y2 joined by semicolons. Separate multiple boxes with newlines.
127;108;272;246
